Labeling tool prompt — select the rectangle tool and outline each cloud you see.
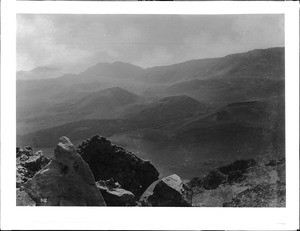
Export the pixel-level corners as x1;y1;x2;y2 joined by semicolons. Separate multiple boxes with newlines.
17;14;284;72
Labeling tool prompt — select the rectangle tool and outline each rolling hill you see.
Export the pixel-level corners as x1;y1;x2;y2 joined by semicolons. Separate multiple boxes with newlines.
17;98;284;179
126;95;210;128
17;87;141;135
165;78;284;106
143;47;284;84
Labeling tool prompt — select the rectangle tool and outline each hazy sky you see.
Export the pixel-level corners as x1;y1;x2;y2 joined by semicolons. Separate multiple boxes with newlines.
17;14;284;73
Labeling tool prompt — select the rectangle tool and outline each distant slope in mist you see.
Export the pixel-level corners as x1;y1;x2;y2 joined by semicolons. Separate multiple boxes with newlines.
17;98;285;179
77;61;144;82
143;47;284;84
17;87;141;135
17;66;66;80
51;87;140;114
17;95;207;147
166;78;284;105
17;47;284;125
126;95;210;128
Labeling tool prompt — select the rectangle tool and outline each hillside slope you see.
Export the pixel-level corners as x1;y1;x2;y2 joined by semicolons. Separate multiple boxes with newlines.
144;47;284;84
18;98;284;179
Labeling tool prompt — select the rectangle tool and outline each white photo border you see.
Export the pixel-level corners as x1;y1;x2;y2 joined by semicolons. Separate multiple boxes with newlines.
1;1;299;230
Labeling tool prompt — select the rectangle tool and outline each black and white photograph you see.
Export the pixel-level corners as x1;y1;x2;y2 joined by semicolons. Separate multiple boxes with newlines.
16;14;286;207
0;0;298;230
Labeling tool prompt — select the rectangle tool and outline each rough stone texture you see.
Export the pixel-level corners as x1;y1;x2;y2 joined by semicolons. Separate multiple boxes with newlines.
227;170;245;184
216;159;257;185
202;170;227;190
188;177;203;188
16;146;34;157
16;150;51;188
191;157;286;207
23;137;106;206
77;135;159;196
96;179;135;206
223;182;286;207
17;188;36;206
147;174;192;207
265;158;285;167
218;159;257;175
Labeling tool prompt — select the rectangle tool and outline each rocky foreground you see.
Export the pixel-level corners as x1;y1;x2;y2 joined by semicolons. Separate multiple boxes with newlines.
17;135;285;207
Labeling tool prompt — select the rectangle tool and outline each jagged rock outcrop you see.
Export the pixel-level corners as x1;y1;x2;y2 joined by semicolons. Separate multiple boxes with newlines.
23;137;106;206
147;174;192;207
77;135;159;197
16;148;50;188
218;159;257;175
202;170;227;190
16;146;34;157
189;159;257;190
218;159;257;184
191;157;285;207
223;182;286;207
96;179;135;206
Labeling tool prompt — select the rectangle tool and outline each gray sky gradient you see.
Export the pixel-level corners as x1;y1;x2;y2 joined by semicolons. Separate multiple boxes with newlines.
17;14;284;73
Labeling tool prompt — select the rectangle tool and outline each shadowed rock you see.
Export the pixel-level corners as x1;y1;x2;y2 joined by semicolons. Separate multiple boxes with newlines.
218;159;257;175
23;137;106;206
16;150;50;188
96;179;135;206
217;159;256;185
147;174;192;207
78;135;159;197
202;170;227;190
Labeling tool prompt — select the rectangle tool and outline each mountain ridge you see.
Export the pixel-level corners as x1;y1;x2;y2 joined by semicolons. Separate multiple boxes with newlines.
17;47;284;83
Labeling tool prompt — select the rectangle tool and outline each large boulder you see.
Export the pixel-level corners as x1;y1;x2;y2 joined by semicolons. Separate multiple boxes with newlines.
96;179;135;206
77;135;159;196
16;150;51;188
23;137;106;206
147;174;192;207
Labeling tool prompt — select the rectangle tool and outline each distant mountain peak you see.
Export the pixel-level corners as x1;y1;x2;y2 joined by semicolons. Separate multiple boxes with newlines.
97;86;136;95
31;66;61;73
17;66;65;80
91;61;143;69
158;95;200;104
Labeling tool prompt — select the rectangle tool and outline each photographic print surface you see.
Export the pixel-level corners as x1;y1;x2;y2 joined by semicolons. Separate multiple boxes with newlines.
18;0;286;1
16;14;285;207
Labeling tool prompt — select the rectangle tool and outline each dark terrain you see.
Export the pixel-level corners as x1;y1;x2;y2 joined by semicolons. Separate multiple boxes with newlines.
17;137;285;207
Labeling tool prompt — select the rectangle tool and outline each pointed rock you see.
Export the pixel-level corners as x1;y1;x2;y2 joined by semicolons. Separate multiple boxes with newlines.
147;174;192;207
23;137;106;206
